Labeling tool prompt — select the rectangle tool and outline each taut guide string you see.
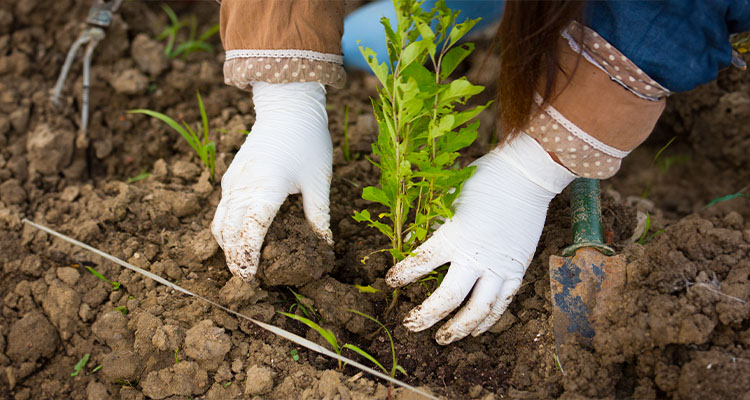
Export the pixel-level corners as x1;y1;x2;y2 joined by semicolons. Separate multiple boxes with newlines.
22;219;437;400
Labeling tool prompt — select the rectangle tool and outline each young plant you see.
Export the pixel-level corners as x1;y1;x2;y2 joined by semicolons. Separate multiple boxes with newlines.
71;353;90;377
126;170;150;184
353;0;490;262
129;91;216;181
156;4;220;59
346;309;406;379
85;265;121;291
280;311;392;374
287;288;321;321
279;312;346;369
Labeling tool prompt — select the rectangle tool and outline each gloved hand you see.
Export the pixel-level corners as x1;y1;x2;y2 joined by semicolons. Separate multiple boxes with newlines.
212;82;333;282
386;134;575;345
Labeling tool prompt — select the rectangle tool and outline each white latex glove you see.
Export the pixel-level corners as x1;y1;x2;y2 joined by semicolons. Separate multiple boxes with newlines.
386;133;575;345
212;82;333;282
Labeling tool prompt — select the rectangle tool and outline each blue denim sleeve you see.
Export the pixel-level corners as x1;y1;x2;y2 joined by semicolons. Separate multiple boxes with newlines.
586;0;750;92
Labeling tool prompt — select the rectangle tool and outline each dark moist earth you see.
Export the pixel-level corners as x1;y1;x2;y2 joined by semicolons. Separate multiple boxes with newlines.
1;2;749;399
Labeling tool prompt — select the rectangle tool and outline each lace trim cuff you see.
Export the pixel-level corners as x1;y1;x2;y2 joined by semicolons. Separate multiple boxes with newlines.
224;57;346;89
526;93;627;179
225;49;344;64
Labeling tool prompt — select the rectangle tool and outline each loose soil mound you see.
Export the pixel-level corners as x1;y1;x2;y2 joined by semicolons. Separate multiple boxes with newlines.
1;2;748;399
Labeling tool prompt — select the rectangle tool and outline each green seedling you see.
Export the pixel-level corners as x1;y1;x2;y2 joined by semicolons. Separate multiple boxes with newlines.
353;0;489;262
223;381;232;387
115;305;129;315
156;4;186;58
346;309;406;379
280;312;345;369
354;284;379;294
126;170;150;184
641;137;691;198
287;288;320;321
417;265;448;295
129;91;216;181
636;212;664;245
91;365;102;373
85;266;120;291
705;184;749;208
71;353;90;377
290;349;300;362
174;348;180;363
156;4;219;59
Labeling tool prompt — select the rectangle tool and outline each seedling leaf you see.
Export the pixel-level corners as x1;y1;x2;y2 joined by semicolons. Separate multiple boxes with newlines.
71;353;90;377
343;344;387;374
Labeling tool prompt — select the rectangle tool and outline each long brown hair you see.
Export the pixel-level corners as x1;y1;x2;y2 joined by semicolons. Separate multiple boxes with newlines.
496;1;585;142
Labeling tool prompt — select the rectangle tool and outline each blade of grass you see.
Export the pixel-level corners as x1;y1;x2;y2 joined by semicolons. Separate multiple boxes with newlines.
343;344;386;374
71;353;90;377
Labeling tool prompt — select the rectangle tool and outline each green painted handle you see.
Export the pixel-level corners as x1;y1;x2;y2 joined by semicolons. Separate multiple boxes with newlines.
561;178;615;257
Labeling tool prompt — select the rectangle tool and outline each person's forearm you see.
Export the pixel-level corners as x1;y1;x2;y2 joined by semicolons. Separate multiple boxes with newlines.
524;21;668;179
220;0;346;89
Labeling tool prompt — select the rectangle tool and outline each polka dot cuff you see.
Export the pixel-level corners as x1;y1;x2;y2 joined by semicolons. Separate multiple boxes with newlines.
563;21;670;101
527;93;626;179
224;55;346;90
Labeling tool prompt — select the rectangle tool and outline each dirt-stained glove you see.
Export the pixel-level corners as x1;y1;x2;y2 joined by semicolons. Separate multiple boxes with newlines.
386;133;575;345
212;82;333;282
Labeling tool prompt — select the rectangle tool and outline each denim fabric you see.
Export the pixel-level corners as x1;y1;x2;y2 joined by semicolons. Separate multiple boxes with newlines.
342;0;504;71
586;0;750;92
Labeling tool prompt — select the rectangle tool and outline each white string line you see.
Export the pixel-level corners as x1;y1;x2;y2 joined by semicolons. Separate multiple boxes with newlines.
21;219;438;400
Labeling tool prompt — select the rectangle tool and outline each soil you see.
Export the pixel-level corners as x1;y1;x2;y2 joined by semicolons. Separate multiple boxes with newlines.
1;1;749;399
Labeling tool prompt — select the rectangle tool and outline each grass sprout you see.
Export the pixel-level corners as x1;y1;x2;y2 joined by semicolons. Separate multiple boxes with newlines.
85;266;120;291
346;309;407;378
126;170;150;184
129;91;216;181
156;4;219;59
287;288;321;321
71;353;90;377
280;312;346;369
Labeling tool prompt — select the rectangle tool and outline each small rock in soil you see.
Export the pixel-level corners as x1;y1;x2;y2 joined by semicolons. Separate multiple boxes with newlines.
140;361;209;399
218;276;257;307
9;106;29;133
186;228;218;262
86;380;110;400
171;160;201;181
0;179;26;205
91;310;132;350
109;68;148;95
100;349;140;383
129;312;162;356
151;324;184;352
41;281;81;340
26;123;74;175
6;312;59;363
184;320;231;370
205;381;243;400
55;267;80;286
245;364;275;396
316;370;341;398
131;33;168;77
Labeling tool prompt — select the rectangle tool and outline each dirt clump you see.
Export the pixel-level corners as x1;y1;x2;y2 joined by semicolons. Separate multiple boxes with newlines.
5;312;59;363
258;197;336;287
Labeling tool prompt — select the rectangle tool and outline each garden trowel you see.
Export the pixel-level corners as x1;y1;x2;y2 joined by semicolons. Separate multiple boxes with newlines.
549;178;626;353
